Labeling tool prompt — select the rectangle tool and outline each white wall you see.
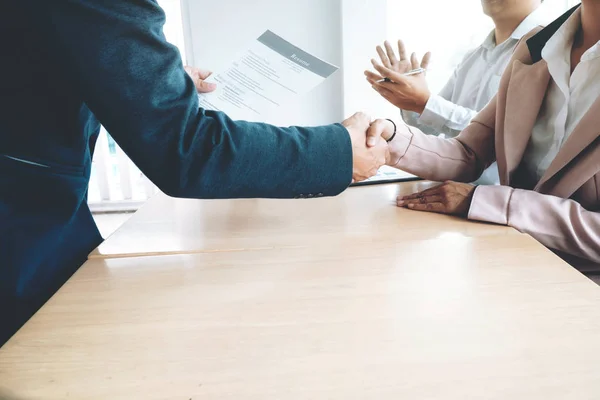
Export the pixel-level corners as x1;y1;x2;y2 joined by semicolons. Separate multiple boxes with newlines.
341;0;391;119
182;0;345;127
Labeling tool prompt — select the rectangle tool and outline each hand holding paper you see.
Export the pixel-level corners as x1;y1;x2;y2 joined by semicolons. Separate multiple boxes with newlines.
184;66;217;93
197;30;338;122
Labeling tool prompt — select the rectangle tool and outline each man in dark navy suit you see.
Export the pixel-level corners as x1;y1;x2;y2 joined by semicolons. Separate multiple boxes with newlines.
0;1;389;346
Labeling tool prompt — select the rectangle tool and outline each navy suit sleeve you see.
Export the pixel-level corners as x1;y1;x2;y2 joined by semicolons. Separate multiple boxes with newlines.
43;0;352;198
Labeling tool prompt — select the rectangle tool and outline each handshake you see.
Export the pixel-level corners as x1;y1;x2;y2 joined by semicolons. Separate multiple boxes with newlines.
342;112;398;183
185;66;399;183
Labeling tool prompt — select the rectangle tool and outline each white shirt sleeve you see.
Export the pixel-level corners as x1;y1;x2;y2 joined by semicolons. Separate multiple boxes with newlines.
400;109;439;136
411;64;479;138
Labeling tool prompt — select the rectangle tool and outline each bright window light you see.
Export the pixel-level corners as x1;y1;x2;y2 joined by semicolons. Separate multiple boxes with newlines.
386;0;580;94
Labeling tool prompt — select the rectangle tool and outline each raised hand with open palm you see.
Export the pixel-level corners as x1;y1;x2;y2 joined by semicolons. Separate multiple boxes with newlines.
367;40;432;114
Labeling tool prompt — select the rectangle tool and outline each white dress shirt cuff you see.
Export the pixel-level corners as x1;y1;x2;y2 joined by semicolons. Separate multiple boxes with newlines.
418;94;453;131
467;185;514;226
400;109;420;127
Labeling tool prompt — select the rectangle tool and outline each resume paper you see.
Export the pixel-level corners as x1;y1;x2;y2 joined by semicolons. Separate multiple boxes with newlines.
198;30;338;122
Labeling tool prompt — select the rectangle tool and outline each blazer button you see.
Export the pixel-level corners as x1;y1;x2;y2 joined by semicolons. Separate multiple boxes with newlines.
307;194;314;198
317;193;324;197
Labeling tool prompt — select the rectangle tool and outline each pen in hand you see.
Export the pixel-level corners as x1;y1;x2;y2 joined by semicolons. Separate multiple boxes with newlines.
377;67;426;83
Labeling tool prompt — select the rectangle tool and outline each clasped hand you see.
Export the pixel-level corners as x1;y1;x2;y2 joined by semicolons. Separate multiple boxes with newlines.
184;65;395;184
346;116;476;217
343;113;400;183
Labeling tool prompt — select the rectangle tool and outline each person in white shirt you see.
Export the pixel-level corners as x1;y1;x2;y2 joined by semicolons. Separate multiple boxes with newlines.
370;0;546;185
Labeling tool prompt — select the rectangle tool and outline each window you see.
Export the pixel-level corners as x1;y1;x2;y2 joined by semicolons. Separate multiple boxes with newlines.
159;0;187;62
90;0;187;210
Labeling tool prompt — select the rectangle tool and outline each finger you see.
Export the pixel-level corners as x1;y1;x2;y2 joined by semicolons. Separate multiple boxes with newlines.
376;81;399;91
353;173;370;183
397;195;443;207
384;41;398;65
398;39;408;61
197;69;213;80
411;53;419;70
365;119;387;147
403;202;446;214
400;188;440;200
373;140;390;168
371;84;395;98
400;185;444;200
371;60;409;83
421;52;432;70
376;46;391;69
364;70;384;84
365;75;378;86
197;80;217;93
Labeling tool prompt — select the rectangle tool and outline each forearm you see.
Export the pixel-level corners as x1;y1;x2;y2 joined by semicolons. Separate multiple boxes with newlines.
46;0;353;199
469;186;600;263
145;110;353;199
387;121;489;183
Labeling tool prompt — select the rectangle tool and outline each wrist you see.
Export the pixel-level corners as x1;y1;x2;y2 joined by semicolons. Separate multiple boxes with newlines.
386;136;404;167
384;119;397;142
381;119;396;141
411;92;430;114
460;186;478;218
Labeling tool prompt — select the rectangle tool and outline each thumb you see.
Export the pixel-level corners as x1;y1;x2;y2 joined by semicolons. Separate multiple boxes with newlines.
197;69;213;80
197;80;217;93
366;120;386;147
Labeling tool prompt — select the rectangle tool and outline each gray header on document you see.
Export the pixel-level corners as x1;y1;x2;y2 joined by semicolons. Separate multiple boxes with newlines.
257;30;338;78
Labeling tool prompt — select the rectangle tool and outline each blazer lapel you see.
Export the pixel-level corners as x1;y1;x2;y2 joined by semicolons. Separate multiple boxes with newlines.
535;95;600;192
502;60;550;183
544;143;600;199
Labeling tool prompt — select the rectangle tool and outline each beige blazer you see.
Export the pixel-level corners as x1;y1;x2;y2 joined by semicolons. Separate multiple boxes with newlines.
390;7;600;271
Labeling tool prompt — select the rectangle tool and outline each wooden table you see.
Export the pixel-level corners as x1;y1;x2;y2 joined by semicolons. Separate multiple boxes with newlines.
90;182;519;259
2;235;600;399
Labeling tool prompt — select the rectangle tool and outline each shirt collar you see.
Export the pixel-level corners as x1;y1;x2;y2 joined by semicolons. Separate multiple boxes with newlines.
511;8;547;40
482;30;496;50
541;7;581;94
541;7;581;65
481;8;546;50
582;42;600;61
527;5;580;63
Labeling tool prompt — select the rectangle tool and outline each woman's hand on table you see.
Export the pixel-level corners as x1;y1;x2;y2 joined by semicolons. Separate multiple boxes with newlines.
397;181;477;218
